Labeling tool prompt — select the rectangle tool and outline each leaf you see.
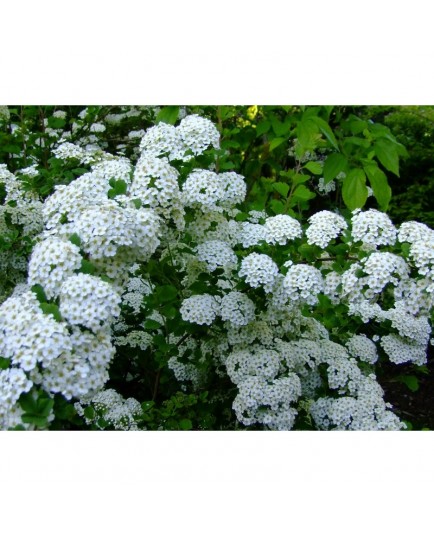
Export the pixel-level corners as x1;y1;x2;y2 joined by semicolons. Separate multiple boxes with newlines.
342;169;368;211
144;319;163;330
107;178;128;199
84;406;95;420
292;185;315;202
323;153;348;184
310;116;339;150
256;120;271;137
270;199;285;214
40;303;63;322
80;259;96;275
21;415;48;428
179;418;193;431
398;375;419;392
156;106;179;125
31;284;48;304
0;356;11;370
364;164;392;210
19;392;37;414
69;233;82;247
272;181;290;197
157;285;178;303
374;139;400;176
303;161;323;175
269;137;286;151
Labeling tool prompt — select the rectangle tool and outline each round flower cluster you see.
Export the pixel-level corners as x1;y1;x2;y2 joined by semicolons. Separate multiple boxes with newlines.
139;114;220;162
306;210;348;248
130;154;181;214
0;367;33;428
73;203;161;261
220;291;256;326
225;345;281;384
180;294;221;325
237;222;268;248
361;252;409;297
398;221;434;244
351;209;397;248
282;264;323;305
27;237;83;299
40;327;116;399
346;334;378;364
232;374;301;430
264;214;303;245
195;240;238;272
75;389;142;431
380;334;427;365
59;274;121;332
239;253;279;293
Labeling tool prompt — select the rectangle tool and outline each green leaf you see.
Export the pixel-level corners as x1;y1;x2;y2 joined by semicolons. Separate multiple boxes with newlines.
144;319;163;330
374;139;400;176
272;181;290;197
303;161;323;175
364;164;391;210
310;116;339;150
21;415;48;428
40;303;63;322
256;120;271;137
269;137;286;151
398;375;419;392
156;106;179;125
19;392;37;414
84;406;95;420
69;233;82;247
37;397;54;417
31;284;48;304
0;356;11;370
270;199;285;214
80;259;96;275
292;184;315;202
179;418;193;431
160;305;177;319
157;285;178;303
107;178;128;199
323;153;348;184
341;169;368;211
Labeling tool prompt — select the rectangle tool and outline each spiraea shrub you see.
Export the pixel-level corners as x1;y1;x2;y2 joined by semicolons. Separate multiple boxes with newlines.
0;109;433;430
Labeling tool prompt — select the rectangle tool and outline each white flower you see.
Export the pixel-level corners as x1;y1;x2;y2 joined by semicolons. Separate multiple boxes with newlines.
220;291;255;326
306;210;348;248
351;209;397;247
239;253;279;293
195;240;237;272
264;214;303;245
282;264;323;305
180;294;220;325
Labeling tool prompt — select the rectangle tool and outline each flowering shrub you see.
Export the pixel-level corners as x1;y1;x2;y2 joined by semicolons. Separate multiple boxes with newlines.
0;108;433;430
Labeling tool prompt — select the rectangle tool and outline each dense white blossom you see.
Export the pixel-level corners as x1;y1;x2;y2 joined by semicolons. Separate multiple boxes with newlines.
195;240;237;272
306;210;348;248
239;253;279;293
346;334;378;364
264;214;303;245
282;264;323;305
351;209;397;247
59;274;121;332
180;294;220;325
220;291;256;326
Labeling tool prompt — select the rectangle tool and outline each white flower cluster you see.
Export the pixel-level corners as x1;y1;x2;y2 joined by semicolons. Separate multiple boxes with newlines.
75;389;142;430
264;214;303;245
306;210;348;248
282;264;323;305
220;291;256;326
239;253;279;293
180;294;221;325
195;240;238;272
59;274;121;332
139;114;219;162
346;334;378;364
351;209;397;248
